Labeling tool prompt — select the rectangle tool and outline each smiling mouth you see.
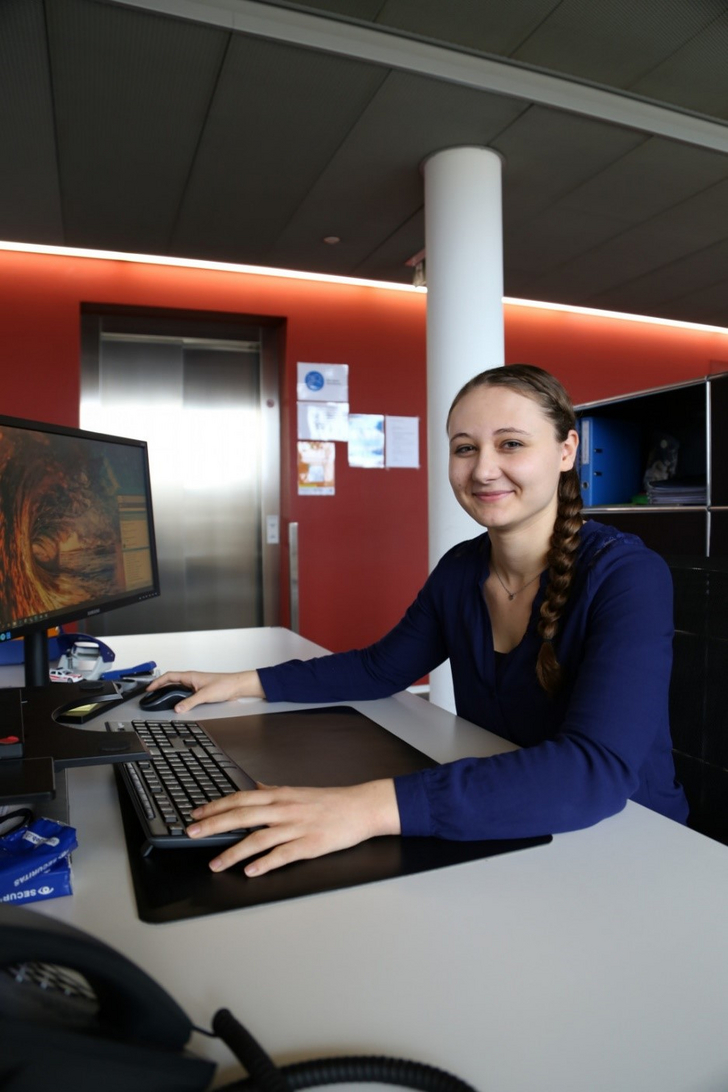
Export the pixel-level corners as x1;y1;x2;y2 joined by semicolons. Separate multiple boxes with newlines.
473;490;512;501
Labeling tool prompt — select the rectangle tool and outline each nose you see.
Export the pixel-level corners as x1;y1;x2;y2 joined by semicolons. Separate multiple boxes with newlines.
470;446;500;483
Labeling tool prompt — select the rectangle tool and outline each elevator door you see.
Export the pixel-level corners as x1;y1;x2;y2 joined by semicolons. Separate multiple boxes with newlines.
81;335;264;636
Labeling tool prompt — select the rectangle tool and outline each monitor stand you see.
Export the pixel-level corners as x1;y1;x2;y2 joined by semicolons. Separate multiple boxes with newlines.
19;682;146;768
0;684;146;806
39;767;70;826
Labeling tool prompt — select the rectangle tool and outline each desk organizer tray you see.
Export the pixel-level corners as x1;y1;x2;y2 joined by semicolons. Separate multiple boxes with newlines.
115;705;551;924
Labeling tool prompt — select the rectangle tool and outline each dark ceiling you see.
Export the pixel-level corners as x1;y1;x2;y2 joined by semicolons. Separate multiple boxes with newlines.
4;0;728;325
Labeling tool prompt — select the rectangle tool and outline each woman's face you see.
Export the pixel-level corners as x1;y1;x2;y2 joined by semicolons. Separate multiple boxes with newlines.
447;385;578;534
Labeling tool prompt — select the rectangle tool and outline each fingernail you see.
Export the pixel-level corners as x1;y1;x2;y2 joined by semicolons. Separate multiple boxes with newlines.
210;859;223;871
245;864;259;876
187;824;201;836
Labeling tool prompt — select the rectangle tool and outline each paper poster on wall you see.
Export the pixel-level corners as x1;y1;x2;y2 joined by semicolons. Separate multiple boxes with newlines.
348;414;385;468
297;441;335;495
297;401;350;441
297;363;349;403
385;416;420;468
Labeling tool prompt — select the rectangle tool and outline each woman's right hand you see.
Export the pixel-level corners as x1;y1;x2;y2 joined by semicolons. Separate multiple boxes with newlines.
145;669;265;713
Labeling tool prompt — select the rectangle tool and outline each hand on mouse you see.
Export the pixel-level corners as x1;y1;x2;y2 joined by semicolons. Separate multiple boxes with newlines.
145;670;264;713
186;778;401;876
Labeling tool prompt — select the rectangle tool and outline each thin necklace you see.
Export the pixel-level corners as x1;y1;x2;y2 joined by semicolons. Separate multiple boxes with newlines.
491;563;542;601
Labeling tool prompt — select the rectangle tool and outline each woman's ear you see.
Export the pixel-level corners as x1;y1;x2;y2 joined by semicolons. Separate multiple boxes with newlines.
561;428;579;471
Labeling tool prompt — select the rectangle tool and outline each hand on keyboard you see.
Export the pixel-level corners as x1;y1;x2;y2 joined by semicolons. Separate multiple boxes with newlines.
109;719;257;855
186;779;402;877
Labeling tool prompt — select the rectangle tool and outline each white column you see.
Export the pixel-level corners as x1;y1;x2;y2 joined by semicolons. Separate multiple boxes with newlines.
423;146;504;712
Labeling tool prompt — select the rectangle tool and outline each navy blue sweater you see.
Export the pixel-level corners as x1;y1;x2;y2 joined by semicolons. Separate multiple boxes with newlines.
258;521;688;839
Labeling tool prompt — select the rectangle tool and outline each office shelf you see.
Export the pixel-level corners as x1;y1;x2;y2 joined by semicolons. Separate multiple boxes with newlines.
576;372;728;557
668;555;728;844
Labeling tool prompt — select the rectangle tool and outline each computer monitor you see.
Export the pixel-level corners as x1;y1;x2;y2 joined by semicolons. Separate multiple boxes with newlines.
0;414;160;689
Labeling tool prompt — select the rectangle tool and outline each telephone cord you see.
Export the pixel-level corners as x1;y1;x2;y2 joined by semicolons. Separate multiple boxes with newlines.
212;1007;478;1092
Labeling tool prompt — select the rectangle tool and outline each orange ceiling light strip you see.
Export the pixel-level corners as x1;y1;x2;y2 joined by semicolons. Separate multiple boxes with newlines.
0;241;425;294
1;241;727;335
503;295;728;336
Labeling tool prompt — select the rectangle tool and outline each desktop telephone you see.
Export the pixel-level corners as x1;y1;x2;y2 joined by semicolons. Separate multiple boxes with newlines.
0;903;476;1092
0;902;213;1091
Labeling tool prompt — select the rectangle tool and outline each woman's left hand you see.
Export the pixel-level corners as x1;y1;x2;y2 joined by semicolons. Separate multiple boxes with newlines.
186;779;401;876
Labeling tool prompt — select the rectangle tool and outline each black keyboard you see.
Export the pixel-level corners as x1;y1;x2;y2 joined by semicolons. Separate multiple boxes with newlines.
107;719;256;855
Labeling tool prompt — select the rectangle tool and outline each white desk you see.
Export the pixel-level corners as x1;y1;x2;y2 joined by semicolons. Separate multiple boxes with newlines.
16;628;728;1091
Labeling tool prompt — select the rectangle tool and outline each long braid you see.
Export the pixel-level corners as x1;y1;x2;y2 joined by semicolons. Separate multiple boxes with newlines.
448;362;583;697
536;467;583;697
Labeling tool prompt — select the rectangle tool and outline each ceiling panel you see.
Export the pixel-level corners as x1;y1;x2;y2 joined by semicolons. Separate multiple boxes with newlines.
504;206;630;275
492;106;647;225
526;210;728;305
636;178;728;251
0;0;64;243
663;270;728;325
172;33;388;261
258;0;728;122
354;206;424;281
511;0;720;89
629;17;728;122
585;235;728;317
3;0;728;324
376;0;563;58
556;137;728;223
46;0;229;251
265;69;528;275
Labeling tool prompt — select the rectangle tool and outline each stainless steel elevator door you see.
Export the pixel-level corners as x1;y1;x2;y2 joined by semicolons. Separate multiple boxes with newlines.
80;335;263;636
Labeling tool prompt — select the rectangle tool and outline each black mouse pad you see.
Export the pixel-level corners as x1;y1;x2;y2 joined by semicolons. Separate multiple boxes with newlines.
116;706;551;924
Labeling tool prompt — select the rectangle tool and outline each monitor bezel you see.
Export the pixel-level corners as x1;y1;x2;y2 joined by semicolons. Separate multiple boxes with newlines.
0;411;161;643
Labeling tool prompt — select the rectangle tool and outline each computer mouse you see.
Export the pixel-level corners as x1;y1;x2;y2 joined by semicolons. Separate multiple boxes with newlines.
138;684;195;711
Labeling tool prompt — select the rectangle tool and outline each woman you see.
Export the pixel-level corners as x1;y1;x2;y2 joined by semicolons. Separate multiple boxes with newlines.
148;364;688;876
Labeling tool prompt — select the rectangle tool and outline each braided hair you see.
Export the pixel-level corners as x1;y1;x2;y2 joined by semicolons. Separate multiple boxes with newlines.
447;364;583;697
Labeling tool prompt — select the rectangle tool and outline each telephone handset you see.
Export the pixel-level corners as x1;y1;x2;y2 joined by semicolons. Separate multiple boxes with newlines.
0;903;214;1092
0;903;476;1092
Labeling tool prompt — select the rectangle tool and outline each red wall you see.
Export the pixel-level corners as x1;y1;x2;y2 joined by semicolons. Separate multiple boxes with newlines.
2;248;728;653
504;302;728;404
0;251;428;651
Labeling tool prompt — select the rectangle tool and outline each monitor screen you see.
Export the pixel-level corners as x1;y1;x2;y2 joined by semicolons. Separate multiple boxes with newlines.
0;414;159;685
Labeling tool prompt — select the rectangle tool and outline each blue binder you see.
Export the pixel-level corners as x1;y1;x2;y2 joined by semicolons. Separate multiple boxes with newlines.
577;417;642;506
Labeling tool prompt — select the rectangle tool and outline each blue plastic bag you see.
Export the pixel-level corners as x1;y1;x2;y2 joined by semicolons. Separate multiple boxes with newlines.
0;858;73;905
0;817;77;902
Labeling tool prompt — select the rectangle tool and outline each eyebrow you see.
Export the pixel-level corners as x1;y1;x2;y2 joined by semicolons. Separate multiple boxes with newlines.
449;427;533;440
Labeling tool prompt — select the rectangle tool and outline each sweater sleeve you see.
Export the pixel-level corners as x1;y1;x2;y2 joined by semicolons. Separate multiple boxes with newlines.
394;545;675;839
257;567;450;703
